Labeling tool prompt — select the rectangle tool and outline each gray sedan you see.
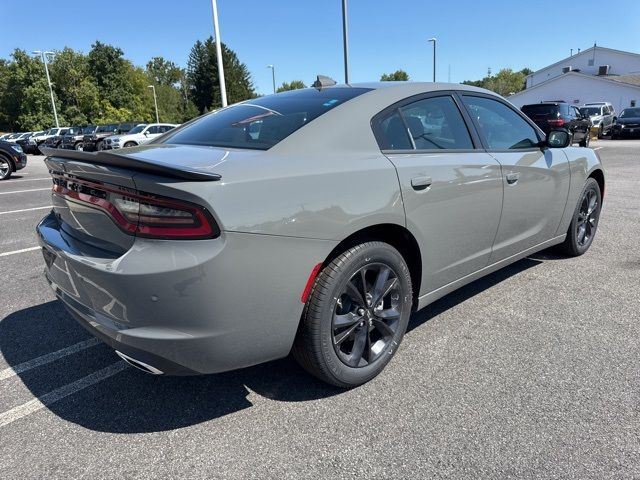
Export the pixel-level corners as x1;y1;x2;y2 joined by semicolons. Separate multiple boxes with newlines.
37;82;604;387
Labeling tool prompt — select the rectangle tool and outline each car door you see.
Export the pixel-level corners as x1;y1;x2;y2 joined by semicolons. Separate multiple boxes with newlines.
373;93;504;294
460;94;571;263
143;125;161;143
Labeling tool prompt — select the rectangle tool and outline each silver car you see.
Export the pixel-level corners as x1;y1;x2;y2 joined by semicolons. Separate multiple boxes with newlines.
37;82;604;387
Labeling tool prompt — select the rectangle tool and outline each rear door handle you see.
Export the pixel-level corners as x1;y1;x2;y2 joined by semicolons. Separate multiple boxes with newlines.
411;176;432;191
505;172;520;185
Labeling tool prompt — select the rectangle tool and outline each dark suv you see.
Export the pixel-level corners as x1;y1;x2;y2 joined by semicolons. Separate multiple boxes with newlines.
0;139;27;180
60;125;96;150
83;122;140;151
521;102;591;147
41;128;69;149
611;107;640;139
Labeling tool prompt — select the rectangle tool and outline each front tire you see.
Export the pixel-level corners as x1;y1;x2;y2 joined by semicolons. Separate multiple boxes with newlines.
0;155;13;180
124;141;137;148
559;178;601;256
293;242;413;388
96;140;104;151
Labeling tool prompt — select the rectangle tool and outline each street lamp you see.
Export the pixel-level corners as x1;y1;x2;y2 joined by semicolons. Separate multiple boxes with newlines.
428;38;437;82
210;0;228;107
342;0;350;84
148;85;159;123
32;50;59;128
266;65;276;94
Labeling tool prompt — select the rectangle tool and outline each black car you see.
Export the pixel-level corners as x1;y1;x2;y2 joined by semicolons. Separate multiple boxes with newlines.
41;128;69;149
521;102;591;147
0;139;28;180
21;131;45;153
611;107;640;139
13;132;34;151
83;122;141;151
60;125;96;150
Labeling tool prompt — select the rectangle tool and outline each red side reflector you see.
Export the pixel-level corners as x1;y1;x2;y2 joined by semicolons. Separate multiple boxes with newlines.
301;263;323;303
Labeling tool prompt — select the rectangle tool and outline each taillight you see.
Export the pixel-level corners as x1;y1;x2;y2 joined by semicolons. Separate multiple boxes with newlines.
51;175;219;239
547;118;565;127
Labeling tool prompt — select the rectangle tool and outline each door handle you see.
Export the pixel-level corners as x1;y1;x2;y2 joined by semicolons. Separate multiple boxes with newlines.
505;172;520;185
411;176;432;191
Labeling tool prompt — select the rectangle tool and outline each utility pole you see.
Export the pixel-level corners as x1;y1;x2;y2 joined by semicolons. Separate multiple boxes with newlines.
267;65;276;94
32;50;59;128
211;0;228;107
148;85;159;123
342;0;350;83
428;38;437;82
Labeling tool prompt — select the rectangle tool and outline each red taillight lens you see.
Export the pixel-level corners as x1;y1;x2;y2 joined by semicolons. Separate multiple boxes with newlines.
547;118;565;127
52;175;219;240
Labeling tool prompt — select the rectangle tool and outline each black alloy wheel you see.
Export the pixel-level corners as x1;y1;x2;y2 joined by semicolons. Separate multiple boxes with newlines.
559;178;601;256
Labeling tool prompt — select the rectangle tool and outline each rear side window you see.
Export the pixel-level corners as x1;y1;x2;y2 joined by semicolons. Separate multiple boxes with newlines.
375;95;473;150
162;87;371;150
522;105;559;117
463;96;539;150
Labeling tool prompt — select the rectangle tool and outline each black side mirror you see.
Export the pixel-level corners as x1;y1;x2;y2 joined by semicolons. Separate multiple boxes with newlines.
546;130;570;148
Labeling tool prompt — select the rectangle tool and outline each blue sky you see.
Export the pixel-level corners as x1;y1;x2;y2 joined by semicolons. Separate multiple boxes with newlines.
2;0;639;95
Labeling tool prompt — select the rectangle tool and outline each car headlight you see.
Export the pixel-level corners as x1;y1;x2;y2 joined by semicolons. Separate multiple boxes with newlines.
11;145;23;153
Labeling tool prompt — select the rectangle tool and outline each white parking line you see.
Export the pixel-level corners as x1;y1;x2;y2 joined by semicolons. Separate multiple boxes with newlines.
593;147;603;151
0;188;50;195
0;338;101;381
0;206;50;215
0;361;128;428
0;246;41;257
8;177;51;182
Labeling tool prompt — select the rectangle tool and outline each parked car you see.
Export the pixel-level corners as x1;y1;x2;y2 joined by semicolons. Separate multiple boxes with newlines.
579;103;615;138
38;82;604;387
104;123;178;149
521;102;591;146
33;128;67;151
0;137;27;180
611;107;640;139
14;132;34;151
0;133;14;141
22;131;45;153
41;128;69;149
83;122;141;151
60;125;96;150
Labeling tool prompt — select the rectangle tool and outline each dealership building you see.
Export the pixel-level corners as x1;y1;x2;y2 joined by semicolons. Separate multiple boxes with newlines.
509;45;640;114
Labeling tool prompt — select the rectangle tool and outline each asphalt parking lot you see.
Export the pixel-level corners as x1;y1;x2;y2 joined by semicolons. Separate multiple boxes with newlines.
1;141;639;479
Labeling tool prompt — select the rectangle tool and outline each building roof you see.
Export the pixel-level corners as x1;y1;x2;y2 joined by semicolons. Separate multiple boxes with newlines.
525;45;640;79
509;71;640;99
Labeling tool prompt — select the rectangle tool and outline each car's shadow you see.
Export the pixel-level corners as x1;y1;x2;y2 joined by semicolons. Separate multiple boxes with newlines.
0;257;542;433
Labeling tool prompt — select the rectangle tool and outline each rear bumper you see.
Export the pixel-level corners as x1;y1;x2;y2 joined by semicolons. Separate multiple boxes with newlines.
36;211;336;375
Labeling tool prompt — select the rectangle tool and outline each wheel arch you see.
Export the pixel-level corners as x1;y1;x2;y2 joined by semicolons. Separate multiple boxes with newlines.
322;223;422;308
588;168;605;200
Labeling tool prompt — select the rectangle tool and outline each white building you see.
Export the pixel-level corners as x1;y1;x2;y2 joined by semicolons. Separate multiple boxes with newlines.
509;46;640;113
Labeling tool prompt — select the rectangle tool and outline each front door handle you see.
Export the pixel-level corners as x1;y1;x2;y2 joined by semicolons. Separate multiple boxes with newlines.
505;172;520;185
411;176;432;191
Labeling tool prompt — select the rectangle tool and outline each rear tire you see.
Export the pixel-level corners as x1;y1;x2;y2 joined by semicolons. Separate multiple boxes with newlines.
597;125;603;139
579;132;590;147
558;178;601;256
96;140;104;151
0;155;13;180
74;142;84;151
293;242;413;388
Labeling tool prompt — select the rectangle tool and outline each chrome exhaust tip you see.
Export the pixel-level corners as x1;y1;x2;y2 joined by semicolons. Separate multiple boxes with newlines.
115;350;164;375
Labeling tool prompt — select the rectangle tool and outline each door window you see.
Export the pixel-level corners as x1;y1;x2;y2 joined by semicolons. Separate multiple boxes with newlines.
146;126;160;135
462;96;540;150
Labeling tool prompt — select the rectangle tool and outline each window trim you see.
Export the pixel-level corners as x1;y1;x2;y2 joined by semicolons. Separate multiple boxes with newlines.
457;92;545;152
371;91;483;154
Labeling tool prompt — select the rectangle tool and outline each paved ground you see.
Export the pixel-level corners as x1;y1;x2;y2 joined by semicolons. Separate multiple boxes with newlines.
1;141;639;479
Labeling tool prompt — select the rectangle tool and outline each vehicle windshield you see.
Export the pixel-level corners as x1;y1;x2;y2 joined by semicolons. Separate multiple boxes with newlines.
579;107;602;116
521;105;559;117
162;87;372;150
81;125;96;134
18;133;31;139
127;125;147;134
45;129;57;135
619;108;640;118
97;124;118;133
67;127;82;135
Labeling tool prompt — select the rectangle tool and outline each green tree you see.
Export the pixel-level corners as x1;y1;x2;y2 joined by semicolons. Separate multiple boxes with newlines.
380;70;409;81
462;67;531;96
187;37;255;114
276;80;306;92
87;41;134;110
49;47;97;124
146;57;182;86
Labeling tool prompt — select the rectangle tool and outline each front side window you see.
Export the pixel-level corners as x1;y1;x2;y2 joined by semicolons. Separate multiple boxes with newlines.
463;96;539;150
162;87;371;150
146;125;160;135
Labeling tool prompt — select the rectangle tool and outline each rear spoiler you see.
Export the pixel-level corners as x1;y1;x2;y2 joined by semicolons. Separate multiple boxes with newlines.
40;147;221;182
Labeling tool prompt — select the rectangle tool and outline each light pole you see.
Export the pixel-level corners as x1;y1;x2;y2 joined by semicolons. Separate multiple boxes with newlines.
148;85;159;123
342;0;350;84
267;65;276;94
210;0;228;107
428;38;437;82
32;50;59;128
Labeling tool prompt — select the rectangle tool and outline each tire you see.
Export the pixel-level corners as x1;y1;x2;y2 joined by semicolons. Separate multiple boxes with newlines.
558;178;602;256
74;142;84;151
568;133;574;145
597;125;603;139
123;141;137;148
96;140;104;151
293;242;413;388
0;154;13;180
579;132;590;147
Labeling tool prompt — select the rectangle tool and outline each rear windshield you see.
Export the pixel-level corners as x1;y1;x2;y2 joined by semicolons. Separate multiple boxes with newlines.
620;108;640;118
162;87;371;150
97;124;118;133
521;105;559;117
579;107;602;116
